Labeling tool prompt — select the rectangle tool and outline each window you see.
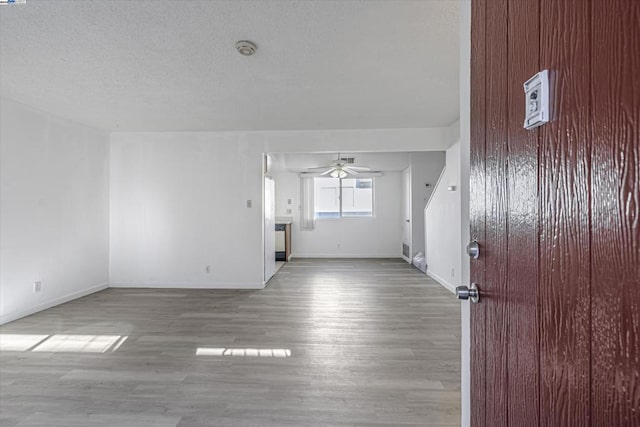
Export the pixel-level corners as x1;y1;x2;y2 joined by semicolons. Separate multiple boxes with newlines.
314;177;374;218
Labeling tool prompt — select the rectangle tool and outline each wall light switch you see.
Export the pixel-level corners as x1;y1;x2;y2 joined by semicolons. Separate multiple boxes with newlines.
523;69;550;129
246;200;252;208
287;198;292;205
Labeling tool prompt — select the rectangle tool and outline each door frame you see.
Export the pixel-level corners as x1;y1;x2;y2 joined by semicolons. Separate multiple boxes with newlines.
401;166;412;263
263;172;276;284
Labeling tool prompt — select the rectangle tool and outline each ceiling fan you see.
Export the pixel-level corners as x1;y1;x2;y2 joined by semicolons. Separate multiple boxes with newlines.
305;154;372;178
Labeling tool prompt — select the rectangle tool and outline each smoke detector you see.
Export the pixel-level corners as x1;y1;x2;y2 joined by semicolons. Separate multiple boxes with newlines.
236;41;257;56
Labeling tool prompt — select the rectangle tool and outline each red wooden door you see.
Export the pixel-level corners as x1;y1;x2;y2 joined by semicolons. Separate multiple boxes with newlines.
469;0;640;426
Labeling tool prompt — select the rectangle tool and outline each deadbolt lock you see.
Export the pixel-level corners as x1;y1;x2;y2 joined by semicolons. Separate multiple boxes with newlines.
456;283;480;304
466;240;480;259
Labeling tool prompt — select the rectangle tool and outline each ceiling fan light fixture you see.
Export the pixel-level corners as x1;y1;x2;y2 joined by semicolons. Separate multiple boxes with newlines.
331;169;348;179
306;153;371;178
236;40;257;56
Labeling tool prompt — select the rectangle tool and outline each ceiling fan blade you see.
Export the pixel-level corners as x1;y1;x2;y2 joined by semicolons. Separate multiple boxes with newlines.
307;167;333;171
342;167;359;175
319;168;336;176
345;166;370;171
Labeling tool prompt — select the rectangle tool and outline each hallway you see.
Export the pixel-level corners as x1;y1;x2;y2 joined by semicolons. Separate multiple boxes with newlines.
0;259;461;426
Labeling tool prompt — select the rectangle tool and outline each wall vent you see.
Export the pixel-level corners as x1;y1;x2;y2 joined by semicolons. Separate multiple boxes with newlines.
340;157;355;164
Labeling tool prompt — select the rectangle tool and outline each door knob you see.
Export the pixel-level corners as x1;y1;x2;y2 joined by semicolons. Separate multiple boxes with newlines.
466;240;480;259
456;283;480;303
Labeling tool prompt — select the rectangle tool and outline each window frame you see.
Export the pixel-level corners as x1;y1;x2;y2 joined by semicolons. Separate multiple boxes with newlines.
313;176;375;220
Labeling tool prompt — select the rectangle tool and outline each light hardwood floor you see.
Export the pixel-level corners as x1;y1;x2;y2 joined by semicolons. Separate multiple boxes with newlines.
0;259;461;426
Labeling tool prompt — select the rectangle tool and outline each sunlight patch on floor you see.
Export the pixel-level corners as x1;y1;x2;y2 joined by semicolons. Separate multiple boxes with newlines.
0;334;127;353
196;347;291;357
0;334;49;351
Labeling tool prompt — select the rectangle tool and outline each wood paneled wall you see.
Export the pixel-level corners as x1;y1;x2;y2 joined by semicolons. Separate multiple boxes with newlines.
506;0;540;425
469;0;640;425
539;0;592;425
590;1;640;425
469;0;487;424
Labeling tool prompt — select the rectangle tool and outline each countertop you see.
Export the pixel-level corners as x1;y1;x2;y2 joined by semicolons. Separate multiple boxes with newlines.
275;217;293;225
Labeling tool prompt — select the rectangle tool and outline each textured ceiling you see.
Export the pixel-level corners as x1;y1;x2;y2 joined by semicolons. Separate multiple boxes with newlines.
0;0;460;131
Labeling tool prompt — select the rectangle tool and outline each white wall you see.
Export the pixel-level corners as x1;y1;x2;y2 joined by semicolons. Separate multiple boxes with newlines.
109;132;265;288
272;171;402;258
0;98;109;324
264;127;449;153
0;111;452;319
108;128;451;290
410;152;446;258
425;142;462;293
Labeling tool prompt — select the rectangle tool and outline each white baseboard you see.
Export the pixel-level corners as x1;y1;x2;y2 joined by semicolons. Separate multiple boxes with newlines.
291;253;402;259
0;282;109;325
108;282;264;290
426;270;457;294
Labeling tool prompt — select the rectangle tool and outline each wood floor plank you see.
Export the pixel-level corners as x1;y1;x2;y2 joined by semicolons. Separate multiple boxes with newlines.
0;259;460;426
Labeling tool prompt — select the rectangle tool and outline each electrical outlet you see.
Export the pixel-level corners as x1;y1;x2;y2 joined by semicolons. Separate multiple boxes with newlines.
33;281;42;294
337;243;341;249
205;265;211;274
286;209;292;214
246;200;252;208
451;268;455;278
